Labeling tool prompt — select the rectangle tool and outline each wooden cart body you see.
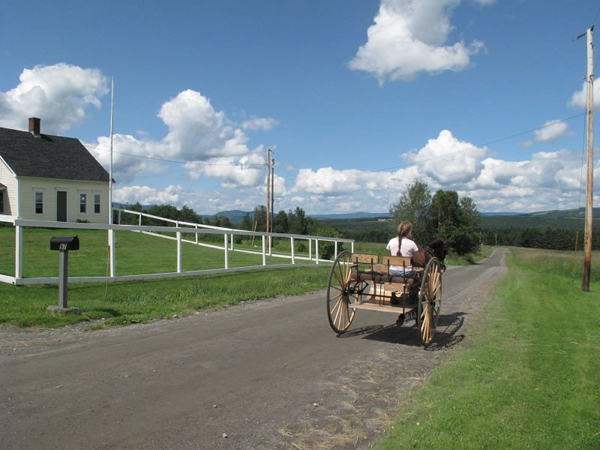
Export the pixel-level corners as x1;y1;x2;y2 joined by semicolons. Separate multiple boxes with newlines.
326;252;443;346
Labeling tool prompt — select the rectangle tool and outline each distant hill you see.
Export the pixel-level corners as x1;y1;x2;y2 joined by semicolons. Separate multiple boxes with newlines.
212;210;249;224
481;207;600;230
114;203;598;229
480;212;521;216
311;212;391;220
205;210;391;224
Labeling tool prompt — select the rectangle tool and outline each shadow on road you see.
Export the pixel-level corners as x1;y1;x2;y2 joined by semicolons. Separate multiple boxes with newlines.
337;311;467;350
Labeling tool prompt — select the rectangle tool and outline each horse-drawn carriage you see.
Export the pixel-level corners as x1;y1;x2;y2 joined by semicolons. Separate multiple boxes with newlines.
326;244;445;346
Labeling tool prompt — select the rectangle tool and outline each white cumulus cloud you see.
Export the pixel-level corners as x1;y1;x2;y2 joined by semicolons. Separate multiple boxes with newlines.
0;63;108;134
404;130;486;184
184;150;266;189
348;0;487;83
568;79;600;109
534;120;570;142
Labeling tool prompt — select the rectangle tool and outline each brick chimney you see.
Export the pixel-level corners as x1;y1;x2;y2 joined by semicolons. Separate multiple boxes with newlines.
28;117;41;137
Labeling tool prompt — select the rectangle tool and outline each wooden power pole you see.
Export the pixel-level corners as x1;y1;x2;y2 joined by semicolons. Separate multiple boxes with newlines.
582;26;594;292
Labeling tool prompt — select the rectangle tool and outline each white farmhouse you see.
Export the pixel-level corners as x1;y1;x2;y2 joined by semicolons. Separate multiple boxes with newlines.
0;118;111;223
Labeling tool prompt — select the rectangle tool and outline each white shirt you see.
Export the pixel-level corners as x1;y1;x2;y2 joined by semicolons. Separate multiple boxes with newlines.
386;237;419;272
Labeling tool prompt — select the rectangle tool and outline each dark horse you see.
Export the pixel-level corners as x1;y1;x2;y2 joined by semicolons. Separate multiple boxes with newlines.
411;239;447;271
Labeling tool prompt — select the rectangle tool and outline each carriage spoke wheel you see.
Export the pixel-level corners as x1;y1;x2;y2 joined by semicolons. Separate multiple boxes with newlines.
327;251;361;333
417;258;442;346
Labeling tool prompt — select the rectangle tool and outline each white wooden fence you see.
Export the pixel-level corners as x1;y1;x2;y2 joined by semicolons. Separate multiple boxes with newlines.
0;211;354;286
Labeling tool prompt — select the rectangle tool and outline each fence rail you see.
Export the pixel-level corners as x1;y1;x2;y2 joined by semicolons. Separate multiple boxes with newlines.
0;211;354;286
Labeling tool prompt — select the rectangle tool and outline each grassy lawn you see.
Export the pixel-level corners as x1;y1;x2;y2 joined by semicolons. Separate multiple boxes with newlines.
0;226;332;328
0;267;330;328
376;248;600;449
0;227;317;278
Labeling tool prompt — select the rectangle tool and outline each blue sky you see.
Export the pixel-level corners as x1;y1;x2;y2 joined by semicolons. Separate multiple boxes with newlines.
1;0;599;215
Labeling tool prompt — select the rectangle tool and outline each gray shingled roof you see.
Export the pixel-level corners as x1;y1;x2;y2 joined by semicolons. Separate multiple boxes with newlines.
0;127;110;182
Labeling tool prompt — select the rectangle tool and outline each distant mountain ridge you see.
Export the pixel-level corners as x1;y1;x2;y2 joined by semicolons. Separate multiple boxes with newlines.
114;204;598;225
210;210;391;222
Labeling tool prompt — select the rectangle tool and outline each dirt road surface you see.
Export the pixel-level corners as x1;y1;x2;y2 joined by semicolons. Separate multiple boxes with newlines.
0;249;507;449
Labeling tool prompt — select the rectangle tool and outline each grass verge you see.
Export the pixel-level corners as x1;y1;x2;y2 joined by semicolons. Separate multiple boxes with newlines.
375;248;600;449
0;267;330;329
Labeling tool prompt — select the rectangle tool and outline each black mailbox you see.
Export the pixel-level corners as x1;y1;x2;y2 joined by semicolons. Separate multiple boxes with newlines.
50;236;80;251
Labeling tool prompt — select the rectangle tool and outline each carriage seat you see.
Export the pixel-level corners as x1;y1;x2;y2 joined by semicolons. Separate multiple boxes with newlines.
350;254;416;285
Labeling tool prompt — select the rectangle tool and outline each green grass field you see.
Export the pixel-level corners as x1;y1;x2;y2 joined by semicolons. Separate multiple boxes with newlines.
0;227;494;329
0;227;319;278
376;248;600;449
0;227;334;328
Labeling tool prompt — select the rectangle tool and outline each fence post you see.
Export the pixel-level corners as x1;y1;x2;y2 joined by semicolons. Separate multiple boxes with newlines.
15;224;23;281
334;240;338;260
308;238;312;262
108;228;116;277
195;224;199;245
315;239;319;265
291;237;295;264
177;229;182;273
224;234;229;269
138;212;142;231
230;233;234;251
262;235;266;266
351;241;355;253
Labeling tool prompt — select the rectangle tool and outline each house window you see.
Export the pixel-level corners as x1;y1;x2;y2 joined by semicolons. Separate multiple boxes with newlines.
80;193;87;214
35;191;44;214
94;194;101;214
0;192;4;214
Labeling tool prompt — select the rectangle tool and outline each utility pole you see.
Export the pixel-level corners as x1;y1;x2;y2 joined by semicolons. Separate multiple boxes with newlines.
582;26;594;292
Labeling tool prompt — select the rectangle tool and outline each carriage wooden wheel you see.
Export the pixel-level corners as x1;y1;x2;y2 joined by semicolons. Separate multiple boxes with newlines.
417;257;443;346
326;251;365;333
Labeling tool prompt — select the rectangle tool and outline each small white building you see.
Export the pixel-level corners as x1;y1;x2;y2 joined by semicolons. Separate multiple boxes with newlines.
0;118;111;223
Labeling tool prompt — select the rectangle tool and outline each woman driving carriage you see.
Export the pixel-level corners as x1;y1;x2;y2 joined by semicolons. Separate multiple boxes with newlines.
386;221;419;276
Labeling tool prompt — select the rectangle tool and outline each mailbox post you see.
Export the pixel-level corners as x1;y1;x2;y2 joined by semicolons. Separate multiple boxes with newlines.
48;236;80;313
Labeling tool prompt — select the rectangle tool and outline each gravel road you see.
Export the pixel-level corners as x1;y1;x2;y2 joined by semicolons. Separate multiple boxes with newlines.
0;248;507;449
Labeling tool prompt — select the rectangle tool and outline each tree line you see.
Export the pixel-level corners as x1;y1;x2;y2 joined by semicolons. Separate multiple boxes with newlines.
481;226;599;250
389;180;481;256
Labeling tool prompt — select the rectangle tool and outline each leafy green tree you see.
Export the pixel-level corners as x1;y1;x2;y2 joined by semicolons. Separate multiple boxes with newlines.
273;210;289;233
459;197;481;231
254;205;267;232
288;207;308;235
218;216;232;228
180;205;201;223
389;179;432;244
240;213;253;231
314;226;343;260
431;190;460;239
430;191;481;255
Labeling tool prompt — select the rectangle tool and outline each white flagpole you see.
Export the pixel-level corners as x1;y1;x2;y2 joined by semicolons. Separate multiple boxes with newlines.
108;77;116;277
